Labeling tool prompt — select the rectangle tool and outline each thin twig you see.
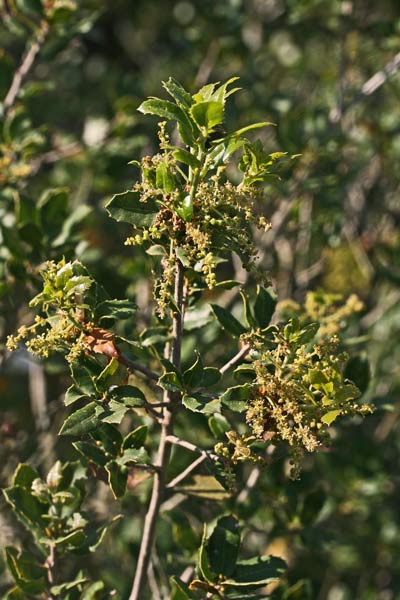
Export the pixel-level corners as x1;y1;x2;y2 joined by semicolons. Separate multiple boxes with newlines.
3;20;49;115
128;260;185;600
166;435;220;462
220;344;250;375
166;454;207;489
118;353;160;381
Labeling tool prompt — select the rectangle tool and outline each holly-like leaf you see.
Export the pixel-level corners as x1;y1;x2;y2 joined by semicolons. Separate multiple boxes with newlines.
183;353;204;388
253;286;276;329
95;298;137;321
122;425;148;450
211;304;246;337
207;515;241;577
138;98;194;145
105;190;159;228
190;100;224;133
109;385;146;407
5;547;46;595
64;385;87;406
220;384;251;413
162;78;192;108
12;464;39;489
198;526;217;584
59;402;104;436
73;441;109;467
158;371;184;392
3;487;45;530
105;461;128;498
183;394;220;414
224;555;286;588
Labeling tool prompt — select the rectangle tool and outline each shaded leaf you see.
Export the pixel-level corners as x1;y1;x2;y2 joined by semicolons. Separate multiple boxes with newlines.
211;304;246;337
105;461;128;498
254;287;276;329
12;464;39;489
224;555;286;587
220;384;251;413
59;402;104;436
105;190;158;228
207;515;241;577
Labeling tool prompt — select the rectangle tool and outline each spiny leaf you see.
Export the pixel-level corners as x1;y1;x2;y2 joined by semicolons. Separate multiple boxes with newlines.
211;304;246;337
105;190;159;228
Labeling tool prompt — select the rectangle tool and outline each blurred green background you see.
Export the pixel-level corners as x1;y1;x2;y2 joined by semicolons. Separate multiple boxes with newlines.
1;1;400;598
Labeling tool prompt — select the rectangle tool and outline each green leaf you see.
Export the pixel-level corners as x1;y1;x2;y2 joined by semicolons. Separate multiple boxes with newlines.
91;424;122;457
173;148;200;169
95;358;119;392
122;425;148;450
207;515;241;577
73;441;109;467
117;447;149;465
158;371;184;392
3;487;45;529
162;78;192;108
109;385;146;407
105;189;159;228
50;578;89;596
156;161;176;192
183;353;204;388
224;555;287;587
138;98;194;145
182;394;220;414
12;464;39;489
64;385;87;407
232;121;275;138
70;359;99;396
54;529;86;550
295;322;319;344
105;460;128;498
170;576;195;600
100;401;129;424
5;547;46;595
95;298;137;321
211;304;246;337
202;367;221;387
208;414;230;439
220;384;251;413
176;194;193;222
254;287;276;329
190;100;224;133
240;290;257;328
198;525;217;583
81;581;105;599
321;409;343;425
59;402;104;436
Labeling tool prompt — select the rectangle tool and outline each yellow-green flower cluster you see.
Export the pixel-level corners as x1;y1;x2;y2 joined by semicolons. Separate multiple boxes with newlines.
124;151;271;315
246;328;371;478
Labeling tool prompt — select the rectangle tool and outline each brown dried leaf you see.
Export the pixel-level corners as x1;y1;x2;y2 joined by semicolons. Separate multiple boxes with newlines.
83;327;120;359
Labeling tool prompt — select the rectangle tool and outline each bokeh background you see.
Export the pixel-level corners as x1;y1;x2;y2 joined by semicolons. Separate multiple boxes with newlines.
1;1;400;598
